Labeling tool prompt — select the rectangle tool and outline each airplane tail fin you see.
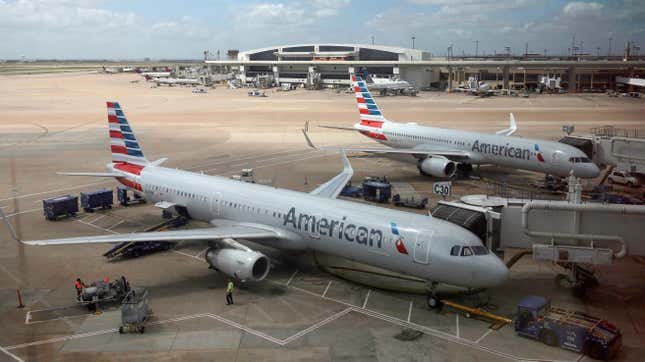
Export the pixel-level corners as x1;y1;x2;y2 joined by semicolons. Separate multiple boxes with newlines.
107;101;149;166
351;75;389;127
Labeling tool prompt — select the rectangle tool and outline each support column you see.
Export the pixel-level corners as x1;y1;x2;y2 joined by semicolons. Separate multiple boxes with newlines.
272;66;279;86
502;65;510;90
447;66;453;91
568;66;578;93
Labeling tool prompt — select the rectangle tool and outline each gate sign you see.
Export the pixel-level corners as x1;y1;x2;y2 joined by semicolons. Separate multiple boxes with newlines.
433;181;452;197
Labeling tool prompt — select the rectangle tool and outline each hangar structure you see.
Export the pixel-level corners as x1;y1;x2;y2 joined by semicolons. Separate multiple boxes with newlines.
205;43;645;91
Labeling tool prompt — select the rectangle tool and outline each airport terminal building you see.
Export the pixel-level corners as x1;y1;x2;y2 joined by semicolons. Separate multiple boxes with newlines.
205;43;645;91
207;43;438;88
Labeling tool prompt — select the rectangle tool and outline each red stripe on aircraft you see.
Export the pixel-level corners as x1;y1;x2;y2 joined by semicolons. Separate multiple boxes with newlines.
360;130;387;140
111;145;127;154
106;102;115;108
116;177;142;191
108;115;118;123
356;97;366;103
360;120;383;128
109;130;123;139
359;108;370;115
114;162;144;175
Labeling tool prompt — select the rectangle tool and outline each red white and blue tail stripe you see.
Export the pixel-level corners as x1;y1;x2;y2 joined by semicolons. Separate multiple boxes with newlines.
352;75;387;127
107;101;149;166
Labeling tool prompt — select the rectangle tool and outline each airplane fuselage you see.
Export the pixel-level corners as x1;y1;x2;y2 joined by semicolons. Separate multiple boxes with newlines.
115;163;508;289
355;121;600;178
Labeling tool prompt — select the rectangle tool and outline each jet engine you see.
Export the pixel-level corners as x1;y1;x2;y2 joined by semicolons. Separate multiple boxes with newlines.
418;157;456;178
205;247;270;282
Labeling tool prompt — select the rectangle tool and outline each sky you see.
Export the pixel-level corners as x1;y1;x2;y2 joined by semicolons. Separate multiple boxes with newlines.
1;0;643;59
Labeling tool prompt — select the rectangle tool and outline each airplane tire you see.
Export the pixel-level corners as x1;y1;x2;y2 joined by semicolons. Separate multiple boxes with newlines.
427;295;442;310
540;329;559;347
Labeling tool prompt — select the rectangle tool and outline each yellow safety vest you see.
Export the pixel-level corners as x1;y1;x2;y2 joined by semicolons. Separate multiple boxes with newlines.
226;282;234;293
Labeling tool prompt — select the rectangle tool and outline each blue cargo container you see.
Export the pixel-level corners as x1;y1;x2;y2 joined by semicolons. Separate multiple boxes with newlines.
117;186;145;206
81;189;113;212
43;195;78;220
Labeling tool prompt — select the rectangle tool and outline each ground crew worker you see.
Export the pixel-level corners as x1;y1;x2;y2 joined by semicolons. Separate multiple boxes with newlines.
226;280;234;305
75;278;83;298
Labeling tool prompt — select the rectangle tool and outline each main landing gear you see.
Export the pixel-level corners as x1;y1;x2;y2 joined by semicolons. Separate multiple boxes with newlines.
426;282;443;310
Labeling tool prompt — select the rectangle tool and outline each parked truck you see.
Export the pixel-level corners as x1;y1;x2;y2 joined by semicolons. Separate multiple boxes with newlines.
514;296;621;360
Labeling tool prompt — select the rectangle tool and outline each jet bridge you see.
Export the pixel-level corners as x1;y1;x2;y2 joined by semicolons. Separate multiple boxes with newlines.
560;126;645;174
433;175;645;296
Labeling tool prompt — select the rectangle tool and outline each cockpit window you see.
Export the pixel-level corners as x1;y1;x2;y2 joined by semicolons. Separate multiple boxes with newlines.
460;246;473;256
471;245;489;255
450;245;461;256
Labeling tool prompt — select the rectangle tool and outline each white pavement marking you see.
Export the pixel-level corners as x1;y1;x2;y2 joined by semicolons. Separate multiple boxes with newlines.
106;220;124;231
76;220;119;234
3;208;41;218
194;247;210;258
456;314;460;338
286;270;298;286
172;250;203;261
281;308;352;345
0;180;110;202
322;281;332;297
475;329;493;344
407;301;413;323
362;290;371;309
25;312;31;325
0;345;24;362
87;215;106;224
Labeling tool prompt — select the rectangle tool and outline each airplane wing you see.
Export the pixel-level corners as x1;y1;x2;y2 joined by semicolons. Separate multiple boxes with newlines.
495;113;517;136
318;124;357;131
309;150;353;199
20;224;279;246
302;128;470;160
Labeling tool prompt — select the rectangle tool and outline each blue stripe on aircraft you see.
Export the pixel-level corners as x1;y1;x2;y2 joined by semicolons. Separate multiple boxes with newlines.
115;110;124;117
127;149;143;157
391;222;399;235
364;98;375;104
125;140;140;149
361;93;372;98
113;102;121;108
120;125;132;133
366;104;378;110
122;133;136;140
118;117;128;124
369;110;381;115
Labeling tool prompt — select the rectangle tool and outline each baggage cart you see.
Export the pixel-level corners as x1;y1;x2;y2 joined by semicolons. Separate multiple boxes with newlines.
80;189;113;212
119;288;150;334
43;195;78;220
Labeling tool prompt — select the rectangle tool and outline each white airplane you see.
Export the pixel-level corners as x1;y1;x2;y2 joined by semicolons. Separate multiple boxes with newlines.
358;68;413;95
318;75;600;179
13;102;509;306
154;77;201;86
142;72;171;79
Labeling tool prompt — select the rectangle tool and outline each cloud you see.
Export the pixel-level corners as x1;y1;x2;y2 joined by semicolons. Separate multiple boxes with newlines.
562;1;604;18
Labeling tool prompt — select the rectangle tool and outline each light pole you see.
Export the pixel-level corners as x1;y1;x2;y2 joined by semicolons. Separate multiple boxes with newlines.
411;36;416;49
608;36;612;56
474;40;479;57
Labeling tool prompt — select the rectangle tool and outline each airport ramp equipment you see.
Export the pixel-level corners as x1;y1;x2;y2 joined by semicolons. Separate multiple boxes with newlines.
103;216;187;259
80;189;113;212
43;195;78;221
117;186;145;206
119;288;150;334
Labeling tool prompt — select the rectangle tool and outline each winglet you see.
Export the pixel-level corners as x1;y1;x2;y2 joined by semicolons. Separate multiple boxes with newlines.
302;124;318;150
149;157;168;167
309;150;354;199
496;113;517;136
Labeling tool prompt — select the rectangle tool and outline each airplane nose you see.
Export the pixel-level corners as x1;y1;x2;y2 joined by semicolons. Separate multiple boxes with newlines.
485;255;510;287
576;164;600;178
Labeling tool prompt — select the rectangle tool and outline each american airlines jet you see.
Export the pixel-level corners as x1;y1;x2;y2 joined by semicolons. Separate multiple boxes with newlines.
12;102;509;306
318;75;600;179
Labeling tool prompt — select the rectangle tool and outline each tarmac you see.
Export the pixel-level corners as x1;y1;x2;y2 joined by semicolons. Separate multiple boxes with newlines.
0;72;644;361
